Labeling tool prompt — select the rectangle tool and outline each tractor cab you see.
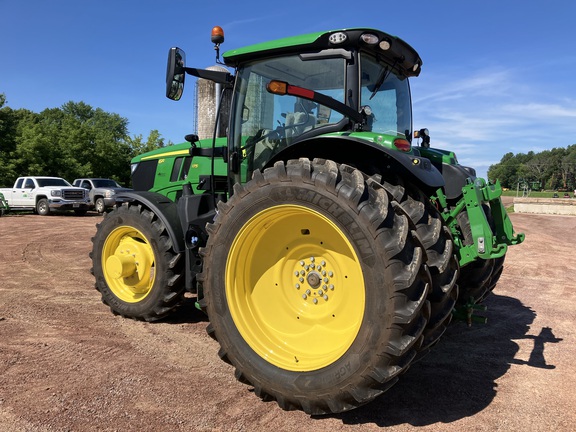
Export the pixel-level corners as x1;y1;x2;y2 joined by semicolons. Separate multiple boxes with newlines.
166;28;430;190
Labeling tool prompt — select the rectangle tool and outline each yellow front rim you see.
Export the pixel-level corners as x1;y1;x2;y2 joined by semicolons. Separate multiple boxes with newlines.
226;204;365;371
101;226;156;303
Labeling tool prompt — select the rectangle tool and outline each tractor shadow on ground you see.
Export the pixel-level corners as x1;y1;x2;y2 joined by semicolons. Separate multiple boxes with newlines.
163;297;209;324
335;293;555;427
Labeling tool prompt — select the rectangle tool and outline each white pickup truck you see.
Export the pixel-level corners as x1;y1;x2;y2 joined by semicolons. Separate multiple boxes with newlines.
0;176;91;216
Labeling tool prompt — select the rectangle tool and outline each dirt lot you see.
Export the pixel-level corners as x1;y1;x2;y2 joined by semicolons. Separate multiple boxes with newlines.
1;208;575;432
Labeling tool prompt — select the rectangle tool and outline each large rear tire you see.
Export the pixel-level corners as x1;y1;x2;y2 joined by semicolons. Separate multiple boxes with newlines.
199;159;431;414
90;202;185;321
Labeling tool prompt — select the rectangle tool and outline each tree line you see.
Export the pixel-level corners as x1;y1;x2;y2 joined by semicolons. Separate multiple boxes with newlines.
4;91;574;193
0;94;169;188
488;145;576;191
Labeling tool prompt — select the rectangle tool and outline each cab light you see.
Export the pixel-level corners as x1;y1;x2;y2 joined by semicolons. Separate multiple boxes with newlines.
360;33;379;45
267;80;314;99
329;32;347;44
379;40;391;51
267;80;288;95
393;138;411;152
211;26;225;44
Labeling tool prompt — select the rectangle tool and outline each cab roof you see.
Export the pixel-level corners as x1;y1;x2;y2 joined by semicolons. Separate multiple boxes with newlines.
222;28;422;77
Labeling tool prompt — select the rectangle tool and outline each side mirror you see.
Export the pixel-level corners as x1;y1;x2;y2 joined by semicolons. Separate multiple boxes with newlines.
414;128;430;148
166;47;186;100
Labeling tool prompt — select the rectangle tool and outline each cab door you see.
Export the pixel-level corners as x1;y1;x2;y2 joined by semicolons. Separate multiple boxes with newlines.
13;178;35;207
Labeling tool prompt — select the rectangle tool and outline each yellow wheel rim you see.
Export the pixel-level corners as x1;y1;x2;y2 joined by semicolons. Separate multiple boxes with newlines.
101;225;156;303
226;204;365;371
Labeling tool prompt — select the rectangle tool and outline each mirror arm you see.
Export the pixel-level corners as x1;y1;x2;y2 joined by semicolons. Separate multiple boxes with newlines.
184;67;233;87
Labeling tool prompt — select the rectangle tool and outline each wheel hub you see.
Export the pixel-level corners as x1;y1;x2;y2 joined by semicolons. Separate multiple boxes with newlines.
294;257;335;304
101;226;156;302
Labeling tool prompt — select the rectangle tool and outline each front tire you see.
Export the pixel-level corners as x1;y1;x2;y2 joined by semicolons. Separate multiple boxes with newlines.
90;202;185;321
199;159;431;414
392;183;459;351
95;197;106;214
36;198;50;216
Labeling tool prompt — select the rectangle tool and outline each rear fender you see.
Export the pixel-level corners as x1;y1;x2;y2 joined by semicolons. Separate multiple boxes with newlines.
264;135;445;192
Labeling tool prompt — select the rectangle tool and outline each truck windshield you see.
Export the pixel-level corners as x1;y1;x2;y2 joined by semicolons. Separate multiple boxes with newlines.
231;54;346;177
359;52;412;138
37;178;71;187
92;179;121;188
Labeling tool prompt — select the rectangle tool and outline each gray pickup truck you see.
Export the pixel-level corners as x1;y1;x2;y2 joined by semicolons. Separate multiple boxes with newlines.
73;178;132;213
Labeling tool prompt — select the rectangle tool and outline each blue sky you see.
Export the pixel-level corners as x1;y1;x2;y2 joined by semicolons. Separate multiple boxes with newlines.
2;0;575;179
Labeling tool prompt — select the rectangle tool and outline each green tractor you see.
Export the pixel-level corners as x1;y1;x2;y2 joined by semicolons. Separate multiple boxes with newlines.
91;26;524;414
0;191;8;216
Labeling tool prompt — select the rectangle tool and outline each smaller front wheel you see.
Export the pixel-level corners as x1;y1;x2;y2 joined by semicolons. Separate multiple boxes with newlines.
90;202;185;321
36;198;50;216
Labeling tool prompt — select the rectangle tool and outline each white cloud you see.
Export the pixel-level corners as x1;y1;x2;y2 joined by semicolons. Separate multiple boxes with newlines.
411;66;576;179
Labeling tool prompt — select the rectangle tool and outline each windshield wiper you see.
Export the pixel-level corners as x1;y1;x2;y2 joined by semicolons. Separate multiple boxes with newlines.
369;66;390;101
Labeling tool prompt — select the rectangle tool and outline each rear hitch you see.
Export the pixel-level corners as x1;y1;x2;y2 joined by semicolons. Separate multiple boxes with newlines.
453;297;488;326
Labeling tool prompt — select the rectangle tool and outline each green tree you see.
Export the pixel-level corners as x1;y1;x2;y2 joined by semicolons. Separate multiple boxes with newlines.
0;98;136;186
489;145;576;191
127;129;168;157
488;152;521;188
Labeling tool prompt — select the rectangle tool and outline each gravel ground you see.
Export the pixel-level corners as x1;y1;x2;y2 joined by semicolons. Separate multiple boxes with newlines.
0;210;574;431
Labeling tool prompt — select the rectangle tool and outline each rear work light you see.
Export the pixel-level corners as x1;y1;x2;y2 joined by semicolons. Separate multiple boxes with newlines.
393;138;411;152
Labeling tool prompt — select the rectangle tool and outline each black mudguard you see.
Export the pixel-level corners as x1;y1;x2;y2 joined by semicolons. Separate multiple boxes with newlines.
439;163;477;200
114;191;185;253
266;135;445;192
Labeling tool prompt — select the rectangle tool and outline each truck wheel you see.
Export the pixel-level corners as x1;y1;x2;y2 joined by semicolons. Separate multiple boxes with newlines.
455;206;502;303
36;198;50;216
90;202;185;321
391;183;459;351
199;159;430;414
95;198;106;214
